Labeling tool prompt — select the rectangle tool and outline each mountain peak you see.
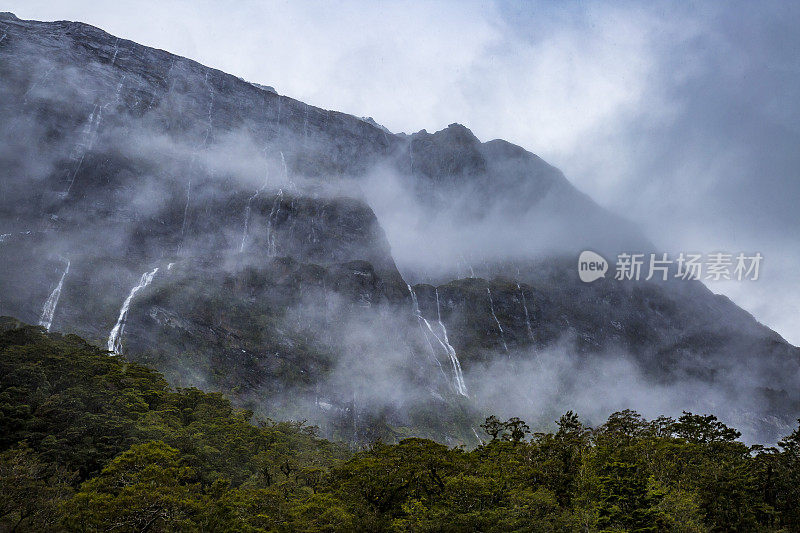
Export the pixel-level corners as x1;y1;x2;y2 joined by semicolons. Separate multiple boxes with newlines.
1;13;797;445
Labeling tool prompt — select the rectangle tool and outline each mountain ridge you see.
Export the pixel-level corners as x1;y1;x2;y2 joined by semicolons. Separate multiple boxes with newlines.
0;11;797;444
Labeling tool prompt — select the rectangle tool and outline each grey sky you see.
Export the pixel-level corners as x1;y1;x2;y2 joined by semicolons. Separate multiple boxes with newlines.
6;0;799;343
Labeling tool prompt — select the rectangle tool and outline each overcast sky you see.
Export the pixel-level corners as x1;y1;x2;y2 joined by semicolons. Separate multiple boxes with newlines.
6;0;800;344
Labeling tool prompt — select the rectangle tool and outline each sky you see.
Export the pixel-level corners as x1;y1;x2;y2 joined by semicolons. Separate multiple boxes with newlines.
5;0;800;344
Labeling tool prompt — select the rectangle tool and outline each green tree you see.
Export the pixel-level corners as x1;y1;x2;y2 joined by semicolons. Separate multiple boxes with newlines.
480;415;506;441
773;420;800;529
597;461;660;533
671;412;741;444
502;417;530;444
64;441;202;531
0;445;73;531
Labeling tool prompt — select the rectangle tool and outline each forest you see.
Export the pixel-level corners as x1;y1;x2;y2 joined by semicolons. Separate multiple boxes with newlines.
1;318;798;532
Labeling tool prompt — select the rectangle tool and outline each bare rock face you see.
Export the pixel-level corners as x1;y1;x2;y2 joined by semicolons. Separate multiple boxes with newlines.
0;12;797;444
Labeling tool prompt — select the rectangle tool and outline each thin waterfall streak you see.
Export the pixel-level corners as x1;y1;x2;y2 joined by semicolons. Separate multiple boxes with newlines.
180;179;192;237
407;284;448;382
487;287;509;352
111;37;119;64
202;71;214;144
265;189;283;256
240;155;270;252
518;283;534;341
419;310;466;396
179;73;214;247
280;150;297;192
39;259;70;331
239;204;252;252
303;105;309;144
65;104;102;195
107;267;159;355
436;288;468;396
22;66;53;104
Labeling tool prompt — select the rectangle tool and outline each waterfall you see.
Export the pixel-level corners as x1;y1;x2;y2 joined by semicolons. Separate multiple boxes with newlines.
487;287;509;352
240;155;270;252
408;283;421;315
436;289;468;396
408;284;467;396
239;200;253;252
39;259;70;331
280;150;298;192
22;65;54;105
65;104;103;195
180;179;192;239
407;284;448;382
111;75;126;105
180;73;214;244
472;427;484;446
265;189;283;256
107;267;159;355
202;71;214;144
303;104;309;144
280;151;288;179
351;389;360;447
458;254;475;278
517;283;534;341
110;37;119;64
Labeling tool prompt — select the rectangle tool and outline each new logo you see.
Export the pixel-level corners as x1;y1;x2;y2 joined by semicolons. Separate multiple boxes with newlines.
578;251;608;282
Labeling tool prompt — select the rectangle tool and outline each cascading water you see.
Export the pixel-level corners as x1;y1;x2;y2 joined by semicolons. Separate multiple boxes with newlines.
39;259;70;331
487;287;509;352
408;285;467;396
517;282;534;341
107;267;159;355
436;288;468;396
408;283;423;316
302;104;309;145
280;151;288;178
180;73;215;243
408;284;448;382
240;152;271;252
65;104;103;195
110;37;120;65
458;254;476;278
472;427;484;445
111;75;126;105
202;71;215;144
280;150;298;193
180;179;192;240
22;65;54;105
265;188;283;257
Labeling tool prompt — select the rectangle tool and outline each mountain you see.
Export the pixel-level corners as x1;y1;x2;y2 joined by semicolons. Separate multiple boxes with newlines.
0;12;797;444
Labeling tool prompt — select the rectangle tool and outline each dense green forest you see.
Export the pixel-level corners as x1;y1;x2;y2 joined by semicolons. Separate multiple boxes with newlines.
0;318;798;532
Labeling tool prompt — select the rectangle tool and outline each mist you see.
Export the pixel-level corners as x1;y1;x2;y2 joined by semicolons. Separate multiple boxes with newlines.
7;0;797;346
1;8;797;447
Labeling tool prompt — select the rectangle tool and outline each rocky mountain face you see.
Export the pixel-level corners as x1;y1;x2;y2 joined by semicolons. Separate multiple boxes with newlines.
0;12;797;444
